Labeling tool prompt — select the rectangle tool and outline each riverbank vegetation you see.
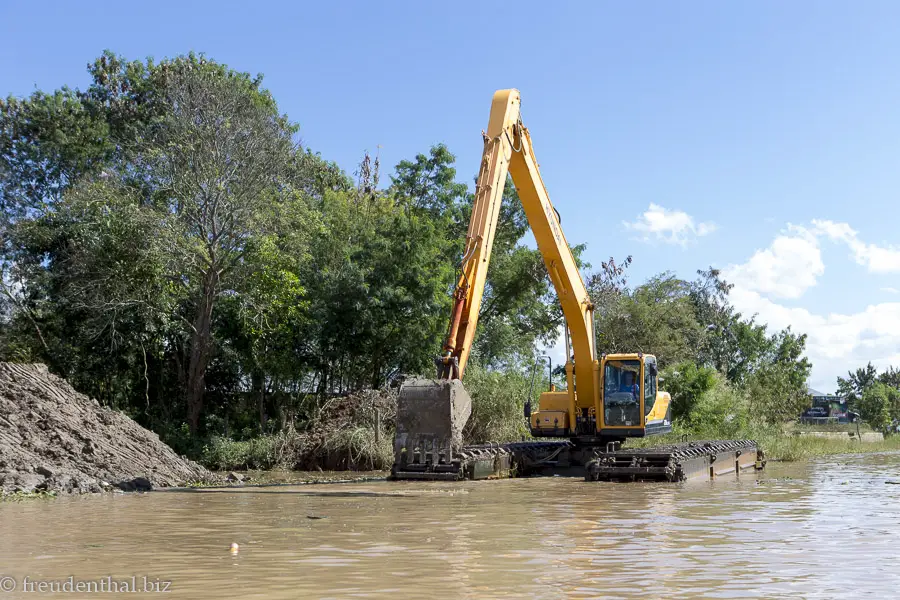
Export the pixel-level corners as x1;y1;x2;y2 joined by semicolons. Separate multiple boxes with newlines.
637;364;900;460
2;50;897;472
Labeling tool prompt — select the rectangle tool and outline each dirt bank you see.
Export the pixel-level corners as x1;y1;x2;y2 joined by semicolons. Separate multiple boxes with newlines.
0;362;217;494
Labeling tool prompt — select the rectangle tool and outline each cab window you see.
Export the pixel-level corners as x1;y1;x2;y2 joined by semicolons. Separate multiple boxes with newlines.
644;359;657;415
603;359;641;426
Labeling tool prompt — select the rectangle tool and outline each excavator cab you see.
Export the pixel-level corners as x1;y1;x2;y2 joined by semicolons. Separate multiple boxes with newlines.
599;354;671;438
529;353;671;441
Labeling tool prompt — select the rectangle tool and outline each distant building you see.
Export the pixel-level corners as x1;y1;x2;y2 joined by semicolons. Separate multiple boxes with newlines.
801;387;850;423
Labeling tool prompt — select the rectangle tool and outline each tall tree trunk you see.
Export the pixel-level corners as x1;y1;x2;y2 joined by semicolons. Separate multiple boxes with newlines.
252;369;267;433
186;269;219;434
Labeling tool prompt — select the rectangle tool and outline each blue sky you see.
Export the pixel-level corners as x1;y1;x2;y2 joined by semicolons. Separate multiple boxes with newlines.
3;1;899;391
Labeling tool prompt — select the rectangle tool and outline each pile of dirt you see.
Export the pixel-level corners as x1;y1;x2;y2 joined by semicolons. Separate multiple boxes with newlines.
0;362;217;494
293;388;397;471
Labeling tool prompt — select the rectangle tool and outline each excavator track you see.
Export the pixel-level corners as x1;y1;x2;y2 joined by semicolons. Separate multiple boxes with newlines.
585;439;765;482
389;440;571;481
390;439;765;482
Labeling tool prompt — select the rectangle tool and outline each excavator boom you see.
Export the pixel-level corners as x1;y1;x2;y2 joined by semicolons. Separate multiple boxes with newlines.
440;91;595;392
438;90;598;421
394;89;597;469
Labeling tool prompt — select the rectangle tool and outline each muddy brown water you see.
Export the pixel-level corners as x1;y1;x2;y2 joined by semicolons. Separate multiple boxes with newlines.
2;453;900;599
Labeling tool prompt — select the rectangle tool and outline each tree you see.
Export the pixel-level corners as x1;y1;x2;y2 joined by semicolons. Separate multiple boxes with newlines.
592;271;701;368
390;143;468;219
837;362;878;405
1;52;306;434
662;361;717;421
0;88;112;218
857;382;895;431
877;365;900;390
0;85;117;358
687;376;749;438
586;254;632;314
744;363;812;424
219;231;311;431
142;59;297;433
9;177;183;414
390;151;564;369
689;267;748;376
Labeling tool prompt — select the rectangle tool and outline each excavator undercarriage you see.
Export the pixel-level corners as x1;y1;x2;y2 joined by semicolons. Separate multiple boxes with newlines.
391;440;765;482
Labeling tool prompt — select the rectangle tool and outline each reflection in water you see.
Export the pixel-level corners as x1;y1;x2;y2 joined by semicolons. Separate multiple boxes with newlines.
2;454;900;599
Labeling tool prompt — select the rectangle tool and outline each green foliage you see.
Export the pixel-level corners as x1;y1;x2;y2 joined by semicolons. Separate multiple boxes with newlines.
201;433;288;470
0;88;112;217
301;188;455;390
462;364;532;444
200;418;393;472
836;362;900;429
857;382;897;431
837;362;879;404
594;269;706;368
686;376;749;439
390;143;468;217
743;361;812;425
0;490;59;501
322;427;393;471
878;366;900;389
662;361;717;421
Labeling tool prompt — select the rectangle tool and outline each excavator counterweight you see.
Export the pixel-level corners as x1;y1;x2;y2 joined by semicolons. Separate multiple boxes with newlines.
389;89;763;482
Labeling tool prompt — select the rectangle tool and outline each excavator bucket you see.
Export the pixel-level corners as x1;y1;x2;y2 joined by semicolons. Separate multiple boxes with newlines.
391;378;472;479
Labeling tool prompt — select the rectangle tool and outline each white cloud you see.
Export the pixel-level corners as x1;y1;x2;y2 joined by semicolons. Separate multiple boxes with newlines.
724;225;823;299
882;287;900;295
724;221;900;391
623;203;716;246
812;219;900;273
728;287;900;392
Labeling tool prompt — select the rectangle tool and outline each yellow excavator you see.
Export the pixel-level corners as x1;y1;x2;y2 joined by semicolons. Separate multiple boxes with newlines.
390;89;763;482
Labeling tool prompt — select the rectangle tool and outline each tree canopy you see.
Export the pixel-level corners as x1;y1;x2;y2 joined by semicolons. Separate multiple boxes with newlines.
1;50;821;445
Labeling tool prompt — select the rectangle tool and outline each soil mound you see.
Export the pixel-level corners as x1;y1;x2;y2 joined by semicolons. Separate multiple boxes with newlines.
0;362;216;494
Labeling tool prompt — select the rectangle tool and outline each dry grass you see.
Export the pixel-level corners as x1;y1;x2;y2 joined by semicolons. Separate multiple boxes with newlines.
201;389;397;471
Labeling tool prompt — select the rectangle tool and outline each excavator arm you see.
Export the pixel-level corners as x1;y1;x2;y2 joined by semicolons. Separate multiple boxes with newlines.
438;89;599;420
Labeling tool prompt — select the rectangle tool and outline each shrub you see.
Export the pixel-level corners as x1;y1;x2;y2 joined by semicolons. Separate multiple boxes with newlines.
462;365;532;443
661;361;717;421
201;428;303;470
322;426;393;470
743;364;812;425
858;382;896;431
687;375;749;439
